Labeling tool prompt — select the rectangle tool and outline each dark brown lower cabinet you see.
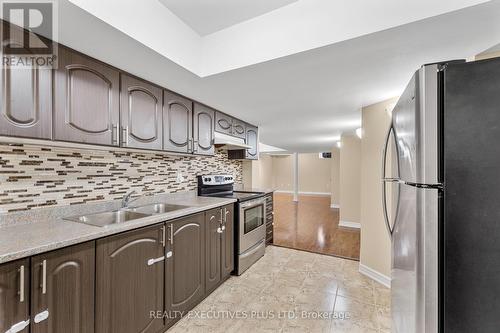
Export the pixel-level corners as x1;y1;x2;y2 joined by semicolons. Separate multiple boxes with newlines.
96;225;165;333
206;205;234;294
0;258;30;333
205;208;222;293
30;241;95;333
221;205;234;279
0;206;235;333
165;213;205;327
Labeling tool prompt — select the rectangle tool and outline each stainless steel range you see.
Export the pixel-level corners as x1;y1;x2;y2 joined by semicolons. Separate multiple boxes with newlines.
197;175;266;275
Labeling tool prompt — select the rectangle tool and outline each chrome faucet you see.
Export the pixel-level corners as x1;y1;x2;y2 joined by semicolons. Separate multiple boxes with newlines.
122;190;138;208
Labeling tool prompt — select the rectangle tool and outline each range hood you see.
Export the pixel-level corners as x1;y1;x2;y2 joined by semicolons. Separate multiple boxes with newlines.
214;132;251;150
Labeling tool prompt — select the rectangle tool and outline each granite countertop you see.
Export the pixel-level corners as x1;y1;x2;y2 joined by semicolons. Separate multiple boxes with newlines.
233;186;275;195
0;191;236;264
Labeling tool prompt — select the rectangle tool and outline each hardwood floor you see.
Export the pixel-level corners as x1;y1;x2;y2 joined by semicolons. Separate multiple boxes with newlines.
272;193;360;260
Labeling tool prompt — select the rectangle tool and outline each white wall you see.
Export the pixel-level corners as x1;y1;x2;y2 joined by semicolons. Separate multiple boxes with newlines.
339;134;361;225
360;97;398;279
242;153;332;194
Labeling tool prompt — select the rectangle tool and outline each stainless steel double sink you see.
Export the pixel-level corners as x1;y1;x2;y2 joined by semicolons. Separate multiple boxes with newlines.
64;203;188;227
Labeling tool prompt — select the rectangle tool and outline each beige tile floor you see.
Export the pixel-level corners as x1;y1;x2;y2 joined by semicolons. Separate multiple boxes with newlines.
170;245;391;333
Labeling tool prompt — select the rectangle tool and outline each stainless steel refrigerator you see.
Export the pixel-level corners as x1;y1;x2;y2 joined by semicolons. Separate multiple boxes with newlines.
382;57;500;333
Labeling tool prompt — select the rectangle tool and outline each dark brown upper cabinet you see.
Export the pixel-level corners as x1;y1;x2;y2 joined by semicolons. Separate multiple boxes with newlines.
163;90;193;153
30;241;95;333
0;21;52;139
193;103;215;156
228;125;259;160
205;208;221;293
245;125;259;160
0;258;30;333
120;74;163;150
215;111;233;136
96;224;165;333
221;205;234;279
165;213;205;324
231;118;246;139
54;46;120;146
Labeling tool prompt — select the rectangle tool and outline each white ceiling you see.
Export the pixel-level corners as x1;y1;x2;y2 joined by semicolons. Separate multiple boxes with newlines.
56;0;500;152
158;0;298;36
68;0;490;76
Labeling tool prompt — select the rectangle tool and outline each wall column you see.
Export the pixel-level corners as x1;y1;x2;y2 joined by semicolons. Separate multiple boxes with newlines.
293;152;299;202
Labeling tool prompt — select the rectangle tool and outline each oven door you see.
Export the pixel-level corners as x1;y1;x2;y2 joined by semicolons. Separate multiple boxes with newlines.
239;197;267;254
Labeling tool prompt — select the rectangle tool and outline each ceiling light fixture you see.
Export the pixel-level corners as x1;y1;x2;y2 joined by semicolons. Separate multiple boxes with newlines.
356;127;363;139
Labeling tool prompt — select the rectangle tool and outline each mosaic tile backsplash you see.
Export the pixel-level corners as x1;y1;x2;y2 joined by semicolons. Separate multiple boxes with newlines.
0;143;242;213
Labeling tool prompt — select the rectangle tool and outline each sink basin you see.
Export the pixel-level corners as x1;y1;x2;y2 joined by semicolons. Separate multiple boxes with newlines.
127;203;188;215
64;210;149;227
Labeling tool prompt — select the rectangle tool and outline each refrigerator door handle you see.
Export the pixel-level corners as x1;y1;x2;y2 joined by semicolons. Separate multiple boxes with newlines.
381;124;401;237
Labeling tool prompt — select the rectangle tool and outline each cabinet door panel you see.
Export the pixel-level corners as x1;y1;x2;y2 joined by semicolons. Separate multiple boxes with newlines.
215;111;232;136
205;208;221;293
121;75;162;150
0;259;30;333
231;119;246;139
96;225;164;333
0;21;51;139
163;90;192;153
31;241;95;333
54;46;120;145
246;126;259;160
221;205;234;279
193;103;215;156
166;213;205;323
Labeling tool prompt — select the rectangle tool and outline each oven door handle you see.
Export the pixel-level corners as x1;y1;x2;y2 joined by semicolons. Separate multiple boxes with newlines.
240;199;266;209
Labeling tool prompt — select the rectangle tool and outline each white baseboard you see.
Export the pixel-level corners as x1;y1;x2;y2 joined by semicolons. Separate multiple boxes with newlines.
274;190;331;196
359;263;391;288
339;220;361;229
330;203;340;209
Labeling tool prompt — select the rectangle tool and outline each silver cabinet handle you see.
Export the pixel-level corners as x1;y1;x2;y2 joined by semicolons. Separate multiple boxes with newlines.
193;140;198;153
34;310;49;324
160;226;166;247
217;227;223;234
166;251;173;258
6;319;30;333
18;265;24;302
41;260;47;294
170;224;174;245
147;256;165;266
224;208;230;225
122;126;129;146
221;225;225;231
111;124;118;145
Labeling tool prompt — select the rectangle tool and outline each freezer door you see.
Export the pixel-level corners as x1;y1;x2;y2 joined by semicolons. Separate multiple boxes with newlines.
392;65;439;185
392;183;438;333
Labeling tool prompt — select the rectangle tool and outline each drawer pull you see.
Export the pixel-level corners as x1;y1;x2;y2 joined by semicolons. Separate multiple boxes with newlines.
217;227;223;234
166;251;173;258
34;310;49;324
41;260;47;294
6;319;30;333
18;265;24;302
147;256;165;266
